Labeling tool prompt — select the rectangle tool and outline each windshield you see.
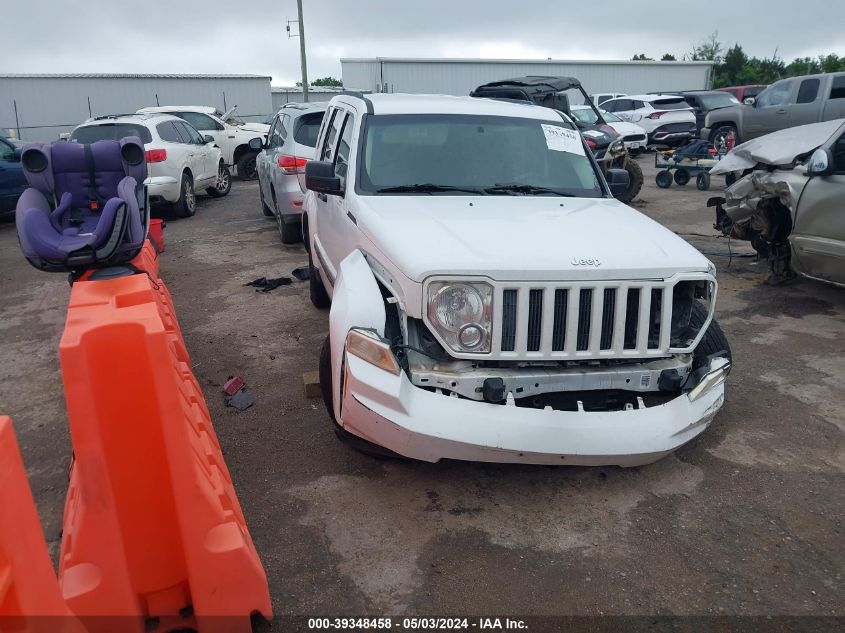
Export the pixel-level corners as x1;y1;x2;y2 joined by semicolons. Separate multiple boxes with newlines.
571;108;621;124
71;123;152;144
698;93;741;109
359;114;603;198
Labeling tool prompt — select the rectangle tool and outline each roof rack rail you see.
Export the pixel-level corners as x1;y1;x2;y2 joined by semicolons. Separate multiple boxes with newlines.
337;90;374;114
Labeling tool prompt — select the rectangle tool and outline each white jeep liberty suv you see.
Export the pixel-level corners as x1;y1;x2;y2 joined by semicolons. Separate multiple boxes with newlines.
303;92;731;467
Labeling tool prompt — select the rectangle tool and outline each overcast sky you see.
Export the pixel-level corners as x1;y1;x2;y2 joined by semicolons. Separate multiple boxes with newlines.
3;1;843;85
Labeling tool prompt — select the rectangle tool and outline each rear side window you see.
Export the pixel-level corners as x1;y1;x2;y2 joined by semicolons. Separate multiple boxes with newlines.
294;112;325;147
156;121;182;143
797;79;820;104
651;98;689;110
71;123;153;144
830;75;845;100
175;121;204;145
177;111;221;131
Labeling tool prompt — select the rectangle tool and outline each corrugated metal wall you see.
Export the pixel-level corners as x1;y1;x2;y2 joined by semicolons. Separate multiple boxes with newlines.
0;75;272;141
271;89;343;110
342;59;713;98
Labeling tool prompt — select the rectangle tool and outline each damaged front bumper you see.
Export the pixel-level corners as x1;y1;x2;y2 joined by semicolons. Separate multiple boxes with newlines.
337;351;729;467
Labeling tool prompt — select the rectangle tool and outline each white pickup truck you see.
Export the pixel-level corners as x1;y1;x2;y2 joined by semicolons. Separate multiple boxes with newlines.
138;106;269;179
304;92;732;467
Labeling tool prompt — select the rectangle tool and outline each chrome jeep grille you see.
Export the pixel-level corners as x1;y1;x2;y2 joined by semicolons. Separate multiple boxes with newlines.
488;279;709;360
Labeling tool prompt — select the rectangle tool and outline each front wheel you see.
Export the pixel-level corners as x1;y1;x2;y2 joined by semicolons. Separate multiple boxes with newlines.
320;335;402;459
691;302;732;369
236;151;258;180
709;125;738;150
206;164;231;197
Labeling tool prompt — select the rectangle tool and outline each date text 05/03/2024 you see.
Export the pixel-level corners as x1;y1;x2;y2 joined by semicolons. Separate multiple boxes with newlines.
307;617;528;630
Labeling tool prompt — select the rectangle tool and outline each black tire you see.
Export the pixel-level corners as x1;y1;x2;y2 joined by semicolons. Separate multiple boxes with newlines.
279;218;302;244
258;179;274;216
691;301;732;370
309;245;331;309
674;169;691;186
175;173;196;218
236;151;258;180
696;172;711;191
709;124;738;149
613;157;644;203
655;170;673;188
205;164;231;197
319;335;401;459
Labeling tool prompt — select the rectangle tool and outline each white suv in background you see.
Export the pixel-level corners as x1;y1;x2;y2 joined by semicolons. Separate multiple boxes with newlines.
304;92;731;467
254;102;328;243
602;94;697;145
138;106;269;180
70;113;230;217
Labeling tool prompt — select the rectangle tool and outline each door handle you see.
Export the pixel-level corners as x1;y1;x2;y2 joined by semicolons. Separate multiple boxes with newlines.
776;109;787;114
317;193;327;202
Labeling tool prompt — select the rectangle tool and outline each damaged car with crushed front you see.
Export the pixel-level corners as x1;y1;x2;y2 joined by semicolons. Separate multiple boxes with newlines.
304;93;732;467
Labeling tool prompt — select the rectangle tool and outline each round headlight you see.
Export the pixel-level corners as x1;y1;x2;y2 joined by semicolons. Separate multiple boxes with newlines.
432;284;484;333
458;323;485;349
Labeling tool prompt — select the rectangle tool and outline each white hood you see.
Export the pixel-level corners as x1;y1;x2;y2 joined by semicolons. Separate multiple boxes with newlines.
607;121;647;137
355;195;711;282
238;122;271;134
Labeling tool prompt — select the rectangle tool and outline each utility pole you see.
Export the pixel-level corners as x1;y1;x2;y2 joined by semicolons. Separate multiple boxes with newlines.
295;0;309;102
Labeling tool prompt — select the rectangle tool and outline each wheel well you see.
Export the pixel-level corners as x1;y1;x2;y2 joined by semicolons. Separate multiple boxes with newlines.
182;168;193;182
233;144;254;165
302;214;310;253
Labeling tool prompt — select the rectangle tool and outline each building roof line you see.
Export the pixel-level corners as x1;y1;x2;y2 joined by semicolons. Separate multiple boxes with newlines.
0;73;272;79
340;57;715;67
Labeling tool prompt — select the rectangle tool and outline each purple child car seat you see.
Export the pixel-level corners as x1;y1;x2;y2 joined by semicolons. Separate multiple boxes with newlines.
16;137;149;273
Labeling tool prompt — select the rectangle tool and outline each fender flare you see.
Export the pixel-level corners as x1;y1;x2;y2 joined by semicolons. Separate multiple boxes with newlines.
328;249;386;421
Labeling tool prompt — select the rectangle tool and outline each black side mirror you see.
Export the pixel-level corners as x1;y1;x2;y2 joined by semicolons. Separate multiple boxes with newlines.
606;168;630;198
203;134;215;144
248;137;263;151
12;147;22;161
305;160;343;196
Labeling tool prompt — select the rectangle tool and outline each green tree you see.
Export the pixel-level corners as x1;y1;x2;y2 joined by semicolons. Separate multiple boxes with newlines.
690;31;723;62
818;53;845;73
661;53;677;61
312;76;343;87
631;53;654;61
715;44;748;86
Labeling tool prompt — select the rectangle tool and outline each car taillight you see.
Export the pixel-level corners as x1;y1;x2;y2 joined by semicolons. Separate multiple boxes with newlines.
277;155;308;174
585;138;597;150
145;148;167;163
647;111;668;120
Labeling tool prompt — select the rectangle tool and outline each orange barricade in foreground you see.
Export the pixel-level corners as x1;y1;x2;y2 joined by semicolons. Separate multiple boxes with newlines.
58;253;271;632
0;416;84;633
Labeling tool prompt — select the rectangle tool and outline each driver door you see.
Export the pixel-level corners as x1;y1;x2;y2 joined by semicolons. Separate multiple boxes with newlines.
744;80;793;139
791;128;845;285
312;106;358;289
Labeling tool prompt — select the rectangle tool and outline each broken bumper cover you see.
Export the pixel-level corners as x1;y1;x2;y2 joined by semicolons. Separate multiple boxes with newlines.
339;354;727;467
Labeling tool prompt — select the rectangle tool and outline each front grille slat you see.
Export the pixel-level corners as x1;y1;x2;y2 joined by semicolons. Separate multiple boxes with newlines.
576;289;592;351
501;289;518;352
527;289;543;352
552;289;568;351
600;288;616;350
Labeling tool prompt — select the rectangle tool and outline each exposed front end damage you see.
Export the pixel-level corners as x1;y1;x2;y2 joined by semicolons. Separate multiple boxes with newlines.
710;169;807;285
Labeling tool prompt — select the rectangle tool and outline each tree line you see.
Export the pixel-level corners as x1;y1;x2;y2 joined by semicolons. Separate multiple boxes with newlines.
632;32;845;87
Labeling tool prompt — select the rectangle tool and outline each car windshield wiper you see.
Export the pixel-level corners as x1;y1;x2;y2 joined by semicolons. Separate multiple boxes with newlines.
375;183;485;195
485;183;576;197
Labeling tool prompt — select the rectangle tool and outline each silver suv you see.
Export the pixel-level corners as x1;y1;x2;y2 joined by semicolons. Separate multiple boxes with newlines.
254;103;328;243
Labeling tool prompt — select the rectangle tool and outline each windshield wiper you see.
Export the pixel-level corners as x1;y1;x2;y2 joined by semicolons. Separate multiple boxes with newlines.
375;183;485;195
485;183;575;197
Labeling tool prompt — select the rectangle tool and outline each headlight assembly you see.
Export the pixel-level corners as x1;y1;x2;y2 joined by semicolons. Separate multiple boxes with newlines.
427;281;493;353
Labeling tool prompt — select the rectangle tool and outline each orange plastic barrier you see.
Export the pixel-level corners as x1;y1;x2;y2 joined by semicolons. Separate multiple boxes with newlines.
77;239;160;282
0;416;84;633
58;271;271;632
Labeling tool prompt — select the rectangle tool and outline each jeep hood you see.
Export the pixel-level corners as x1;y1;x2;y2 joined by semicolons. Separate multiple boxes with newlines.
355;196;711;282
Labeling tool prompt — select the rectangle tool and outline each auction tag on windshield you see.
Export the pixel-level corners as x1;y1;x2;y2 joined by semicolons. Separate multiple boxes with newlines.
541;124;585;155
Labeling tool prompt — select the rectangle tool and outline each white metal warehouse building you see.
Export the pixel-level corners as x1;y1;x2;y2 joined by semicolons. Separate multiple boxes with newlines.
0;74;272;141
342;58;714;98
